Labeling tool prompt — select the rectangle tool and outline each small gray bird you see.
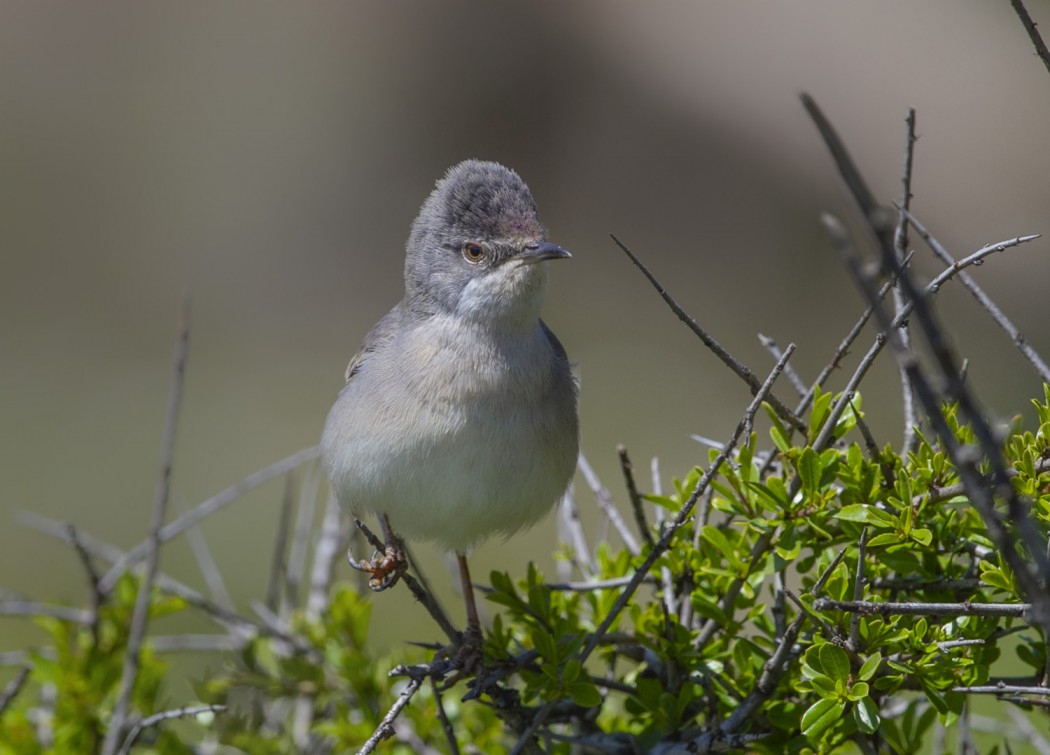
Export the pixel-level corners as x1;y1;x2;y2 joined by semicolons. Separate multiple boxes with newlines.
321;160;579;655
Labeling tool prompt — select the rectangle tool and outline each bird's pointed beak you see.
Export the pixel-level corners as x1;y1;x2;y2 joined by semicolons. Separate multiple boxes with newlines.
516;241;572;265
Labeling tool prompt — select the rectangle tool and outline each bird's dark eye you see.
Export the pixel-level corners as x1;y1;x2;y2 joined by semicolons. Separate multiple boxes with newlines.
462;242;486;264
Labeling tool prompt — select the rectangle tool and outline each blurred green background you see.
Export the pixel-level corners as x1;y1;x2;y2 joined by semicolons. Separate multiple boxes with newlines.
3;0;1049;673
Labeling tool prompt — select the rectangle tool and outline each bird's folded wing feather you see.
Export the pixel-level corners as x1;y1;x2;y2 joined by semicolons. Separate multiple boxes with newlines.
344;305;404;384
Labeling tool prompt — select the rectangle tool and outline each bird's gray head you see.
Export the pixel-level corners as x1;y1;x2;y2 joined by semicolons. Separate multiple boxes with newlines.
403;160;569;324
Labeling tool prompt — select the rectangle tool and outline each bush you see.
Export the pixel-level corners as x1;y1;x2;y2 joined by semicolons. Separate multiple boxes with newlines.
4;88;1050;755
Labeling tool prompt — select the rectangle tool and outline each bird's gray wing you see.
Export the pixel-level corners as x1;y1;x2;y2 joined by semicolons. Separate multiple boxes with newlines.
343;305;404;384
539;319;569;362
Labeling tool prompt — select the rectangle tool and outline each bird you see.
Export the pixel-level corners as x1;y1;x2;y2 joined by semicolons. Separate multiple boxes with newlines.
321;159;579;663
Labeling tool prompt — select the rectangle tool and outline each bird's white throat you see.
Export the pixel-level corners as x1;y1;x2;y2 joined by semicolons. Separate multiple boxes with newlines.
455;259;550;330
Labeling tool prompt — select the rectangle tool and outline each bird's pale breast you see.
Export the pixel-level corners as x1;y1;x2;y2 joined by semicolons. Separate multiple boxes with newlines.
321;315;578;552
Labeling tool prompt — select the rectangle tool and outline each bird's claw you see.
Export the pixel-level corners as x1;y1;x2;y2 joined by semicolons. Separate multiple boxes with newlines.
348;541;407;592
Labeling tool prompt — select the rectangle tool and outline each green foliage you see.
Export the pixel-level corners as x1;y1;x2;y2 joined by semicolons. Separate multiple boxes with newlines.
193;585;507;752
3;389;1049;752
0;574;187;754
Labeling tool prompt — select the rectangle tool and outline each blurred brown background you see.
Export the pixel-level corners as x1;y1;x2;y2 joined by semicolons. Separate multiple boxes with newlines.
3;2;1049;658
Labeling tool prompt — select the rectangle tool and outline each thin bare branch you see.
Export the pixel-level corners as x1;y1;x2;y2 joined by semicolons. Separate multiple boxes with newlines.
759;334;808;398
18;513;316;657
715;545;850;739
0;665;31;717
954;683;1050;696
849;528;868;649
830;209;1049;604
1009;0;1050;77
286;461;322;608
0;601;92;624
99;445;322;595
579;344;794;664
557;485;596;579
356;677;424;755
900;208;1049;384
306;495;347;621
814;599;1029;618
431;676;460;755
894;108;919;454
611;234;806;433
186;520;233;611
266;471;296;612
928;456;1050;504
117;704;226;755
617;444;654;548
65;524;102;641
798;253;911;417
149;634;244;653
543;576;655;592
103;292;191;755
578;454;639;556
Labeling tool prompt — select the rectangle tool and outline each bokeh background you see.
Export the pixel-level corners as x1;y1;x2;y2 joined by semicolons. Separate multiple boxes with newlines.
3;1;1050;673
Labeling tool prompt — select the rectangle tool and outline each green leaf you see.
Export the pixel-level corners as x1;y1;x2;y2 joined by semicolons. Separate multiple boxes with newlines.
818;644;851;682
853;696;881;734
835;504;897;528
569;680;602;707
867;532;902;548
643;494;681;512
701;526;744;571
797;447;822;499
810;674;839;697
801;697;845;740
847;681;869;701
532;629;556;662
770;422;792;454
809;390;833;440
858;652;882;681
909;528;932;546
979;560;1017;595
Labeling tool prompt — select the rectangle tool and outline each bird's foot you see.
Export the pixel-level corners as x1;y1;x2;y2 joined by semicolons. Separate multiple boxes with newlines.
348;540;407;591
433;625;484;689
452;623;484;675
